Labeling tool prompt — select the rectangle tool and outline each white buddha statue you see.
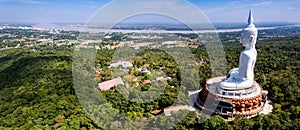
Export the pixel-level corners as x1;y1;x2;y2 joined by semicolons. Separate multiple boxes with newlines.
220;9;258;90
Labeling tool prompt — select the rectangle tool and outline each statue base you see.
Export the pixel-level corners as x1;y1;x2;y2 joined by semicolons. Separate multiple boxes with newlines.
195;76;269;119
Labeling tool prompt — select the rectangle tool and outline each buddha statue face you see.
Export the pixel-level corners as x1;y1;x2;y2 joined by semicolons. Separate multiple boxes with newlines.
240;27;257;48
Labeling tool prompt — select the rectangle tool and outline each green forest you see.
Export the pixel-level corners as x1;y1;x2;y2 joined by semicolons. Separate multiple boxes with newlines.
0;36;299;129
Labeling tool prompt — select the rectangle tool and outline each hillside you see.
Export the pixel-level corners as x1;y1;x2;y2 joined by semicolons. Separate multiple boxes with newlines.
0;36;299;129
0;49;100;129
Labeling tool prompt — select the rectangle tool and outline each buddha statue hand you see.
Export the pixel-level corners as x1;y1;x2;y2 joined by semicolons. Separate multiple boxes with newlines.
226;68;239;79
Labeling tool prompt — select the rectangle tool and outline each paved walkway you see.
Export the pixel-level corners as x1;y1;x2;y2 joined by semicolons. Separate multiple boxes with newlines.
260;99;273;115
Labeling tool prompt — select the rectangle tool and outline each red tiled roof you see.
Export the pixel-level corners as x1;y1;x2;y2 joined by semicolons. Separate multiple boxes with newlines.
142;80;151;84
98;77;124;91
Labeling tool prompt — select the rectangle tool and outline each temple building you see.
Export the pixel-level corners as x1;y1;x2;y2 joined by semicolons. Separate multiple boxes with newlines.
97;77;124;91
195;9;271;119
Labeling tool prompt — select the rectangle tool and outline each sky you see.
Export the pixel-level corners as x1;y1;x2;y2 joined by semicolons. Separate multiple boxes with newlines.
0;0;299;24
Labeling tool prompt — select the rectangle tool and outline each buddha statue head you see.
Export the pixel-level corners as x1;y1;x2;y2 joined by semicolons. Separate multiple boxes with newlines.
241;9;258;49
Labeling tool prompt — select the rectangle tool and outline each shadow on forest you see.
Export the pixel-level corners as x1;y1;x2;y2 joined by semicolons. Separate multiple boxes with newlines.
0;55;71;90
0;55;74;110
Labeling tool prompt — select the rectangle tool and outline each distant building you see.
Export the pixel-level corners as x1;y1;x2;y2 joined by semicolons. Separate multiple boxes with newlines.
97;77;124;91
142;80;151;84
109;60;133;69
38;39;53;44
155;76;172;82
156;77;164;81
141;68;151;74
195;59;204;66
49;29;60;34
95;67;102;76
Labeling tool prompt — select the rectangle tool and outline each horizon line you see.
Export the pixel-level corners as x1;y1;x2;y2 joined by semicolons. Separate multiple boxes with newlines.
1;21;299;25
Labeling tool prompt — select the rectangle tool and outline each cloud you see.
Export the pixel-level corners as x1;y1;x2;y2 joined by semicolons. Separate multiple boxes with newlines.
287;7;294;10
253;1;272;6
230;1;240;6
164;2;172;6
22;0;44;4
0;0;46;4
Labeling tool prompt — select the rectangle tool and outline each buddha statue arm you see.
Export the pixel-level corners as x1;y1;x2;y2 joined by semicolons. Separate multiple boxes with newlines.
244;53;255;80
238;52;255;80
